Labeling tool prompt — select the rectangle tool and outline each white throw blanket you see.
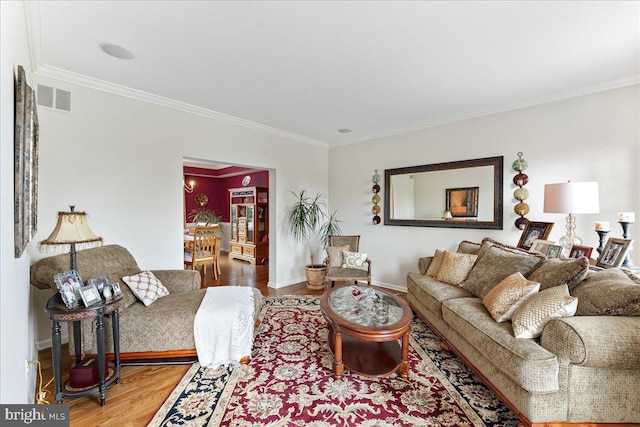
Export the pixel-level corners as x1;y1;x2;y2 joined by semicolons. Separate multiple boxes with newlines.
194;287;255;368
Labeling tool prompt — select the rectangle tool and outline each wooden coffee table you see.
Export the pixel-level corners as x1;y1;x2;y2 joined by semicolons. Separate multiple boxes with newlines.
320;285;413;380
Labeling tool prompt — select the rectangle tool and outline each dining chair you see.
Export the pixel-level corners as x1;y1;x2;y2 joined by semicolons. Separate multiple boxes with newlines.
184;225;219;278
324;235;372;288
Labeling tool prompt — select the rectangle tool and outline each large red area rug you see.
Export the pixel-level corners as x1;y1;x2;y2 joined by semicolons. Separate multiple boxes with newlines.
149;296;518;426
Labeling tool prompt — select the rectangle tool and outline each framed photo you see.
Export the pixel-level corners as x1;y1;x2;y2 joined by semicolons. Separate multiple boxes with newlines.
596;238;633;268
517;221;554;250
54;270;83;309
79;283;102;307
88;277;110;294
569;245;593;259
529;239;555;255
446;187;479;217
111;282;122;297
545;244;563;259
14;65;39;258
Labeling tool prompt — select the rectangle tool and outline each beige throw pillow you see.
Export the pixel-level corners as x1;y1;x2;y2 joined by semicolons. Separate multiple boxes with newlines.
426;249;445;276
326;245;349;268
457;240;482;255
527;256;589;291
122;270;169;306
434;251;477;286
572;268;640;316
483;272;540;322
511;284;577;339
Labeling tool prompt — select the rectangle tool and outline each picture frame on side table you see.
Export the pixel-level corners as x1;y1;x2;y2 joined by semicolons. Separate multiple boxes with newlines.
569;245;593;259
88;277;110;294
545;244;563;259
111;282;123;297
54;270;83;309
517;221;554;250
445;187;479;218
596;238;633;268
529;239;555;255
79;283;102;307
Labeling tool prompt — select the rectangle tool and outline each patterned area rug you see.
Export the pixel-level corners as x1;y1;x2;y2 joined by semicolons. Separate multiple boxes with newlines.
149;296;519;426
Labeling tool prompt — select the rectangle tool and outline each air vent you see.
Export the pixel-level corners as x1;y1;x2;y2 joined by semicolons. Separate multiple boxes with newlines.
37;85;71;112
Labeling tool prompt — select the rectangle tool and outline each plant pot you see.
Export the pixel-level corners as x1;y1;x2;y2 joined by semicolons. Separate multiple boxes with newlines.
305;265;326;290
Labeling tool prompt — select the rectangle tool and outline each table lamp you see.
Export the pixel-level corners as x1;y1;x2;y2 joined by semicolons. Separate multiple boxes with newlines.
543;182;599;254
38;206;103;271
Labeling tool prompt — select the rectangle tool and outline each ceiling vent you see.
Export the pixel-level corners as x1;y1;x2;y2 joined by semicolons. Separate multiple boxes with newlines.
37;84;71;112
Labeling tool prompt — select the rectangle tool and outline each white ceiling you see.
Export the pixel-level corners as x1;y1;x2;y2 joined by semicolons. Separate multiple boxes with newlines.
28;1;639;147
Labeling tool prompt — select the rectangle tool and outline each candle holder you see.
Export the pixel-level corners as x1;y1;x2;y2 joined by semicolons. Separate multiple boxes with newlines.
595;230;609;257
619;221;635;269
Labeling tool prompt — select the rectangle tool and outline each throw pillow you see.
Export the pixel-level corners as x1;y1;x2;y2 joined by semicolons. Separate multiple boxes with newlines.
572;268;640;316
462;245;545;298
483;272;540;322
425;249;445;276
527;256;589;291
326;245;349;268
434;251;478;286
511;284;578;339
457;240;482;255
122;271;170;307
342;250;368;271
474;237;526;264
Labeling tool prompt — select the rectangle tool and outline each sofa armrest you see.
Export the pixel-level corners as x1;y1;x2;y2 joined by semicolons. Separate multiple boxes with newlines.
150;270;201;293
541;316;640;369
418;256;434;275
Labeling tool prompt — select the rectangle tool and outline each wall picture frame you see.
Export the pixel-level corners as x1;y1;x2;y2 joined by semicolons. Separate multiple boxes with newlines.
569;245;593;259
517;221;554;250
54;270;83;309
596;238;633;268
445;187;479;218
14;65;39;258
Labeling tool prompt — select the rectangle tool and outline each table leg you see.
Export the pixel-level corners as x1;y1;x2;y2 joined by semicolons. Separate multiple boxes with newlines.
333;330;344;380
399;331;409;379
72;321;82;364
112;309;121;384
96;309;106;406
51;320;63;404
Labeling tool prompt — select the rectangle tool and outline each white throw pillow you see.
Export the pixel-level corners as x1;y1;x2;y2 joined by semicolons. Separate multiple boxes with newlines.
511;284;577;339
122;271;169;307
342;250;368;271
483;272;540;322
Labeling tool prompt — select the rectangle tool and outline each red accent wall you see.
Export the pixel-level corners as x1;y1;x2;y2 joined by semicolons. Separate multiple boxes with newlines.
184;167;269;223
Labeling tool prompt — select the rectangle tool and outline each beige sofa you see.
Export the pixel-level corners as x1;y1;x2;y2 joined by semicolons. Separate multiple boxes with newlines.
407;238;640;427
31;244;262;360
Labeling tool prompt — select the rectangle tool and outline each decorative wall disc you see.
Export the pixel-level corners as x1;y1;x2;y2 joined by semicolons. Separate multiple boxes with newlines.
513;187;529;201
372;205;381;214
372;184;381;193
195;193;208;207
373;215;381;225
512;152;528;172
515;217;529;230
514;202;530;216
372;169;381;225
372;169;381;184
372;194;381;204
513;173;529;186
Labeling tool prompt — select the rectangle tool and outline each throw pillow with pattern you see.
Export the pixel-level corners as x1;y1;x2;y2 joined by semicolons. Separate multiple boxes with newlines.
434;251;477;286
483;272;540;322
511;284;577;339
122;270;169;306
342;250;368;271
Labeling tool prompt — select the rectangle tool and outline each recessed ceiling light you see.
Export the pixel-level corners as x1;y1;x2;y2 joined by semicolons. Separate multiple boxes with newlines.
99;43;135;60
337;128;352;134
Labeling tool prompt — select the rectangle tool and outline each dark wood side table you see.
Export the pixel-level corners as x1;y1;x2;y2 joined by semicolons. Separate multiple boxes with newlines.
45;293;122;406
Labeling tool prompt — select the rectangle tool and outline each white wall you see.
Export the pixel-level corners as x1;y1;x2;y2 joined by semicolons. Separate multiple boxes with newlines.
29;76;329;354
0;1;40;403
329;85;640;290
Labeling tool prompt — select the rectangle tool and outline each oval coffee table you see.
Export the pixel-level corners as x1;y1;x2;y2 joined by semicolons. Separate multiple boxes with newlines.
320;285;413;380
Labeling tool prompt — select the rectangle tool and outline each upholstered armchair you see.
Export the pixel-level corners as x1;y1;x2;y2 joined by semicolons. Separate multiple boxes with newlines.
324;235;372;288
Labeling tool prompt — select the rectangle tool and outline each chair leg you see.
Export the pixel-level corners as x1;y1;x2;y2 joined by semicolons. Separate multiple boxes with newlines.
331;281;335;288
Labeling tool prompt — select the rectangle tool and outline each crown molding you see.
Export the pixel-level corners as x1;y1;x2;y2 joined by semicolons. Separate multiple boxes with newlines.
23;0;43;72
332;74;640;147
33;65;330;148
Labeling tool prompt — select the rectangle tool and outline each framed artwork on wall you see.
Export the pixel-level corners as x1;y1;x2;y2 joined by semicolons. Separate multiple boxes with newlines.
14;65;39;258
445;187;479;218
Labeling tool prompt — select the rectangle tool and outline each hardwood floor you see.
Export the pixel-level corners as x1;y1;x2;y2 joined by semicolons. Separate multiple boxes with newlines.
36;252;405;426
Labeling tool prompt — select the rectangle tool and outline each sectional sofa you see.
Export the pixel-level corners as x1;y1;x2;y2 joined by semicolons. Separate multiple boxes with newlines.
407;237;640;426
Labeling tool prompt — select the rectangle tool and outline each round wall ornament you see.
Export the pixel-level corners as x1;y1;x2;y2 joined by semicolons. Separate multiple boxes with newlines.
242;175;251;187
195;193;209;207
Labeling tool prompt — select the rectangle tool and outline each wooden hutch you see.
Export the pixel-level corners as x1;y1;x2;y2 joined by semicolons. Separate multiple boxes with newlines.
228;187;268;265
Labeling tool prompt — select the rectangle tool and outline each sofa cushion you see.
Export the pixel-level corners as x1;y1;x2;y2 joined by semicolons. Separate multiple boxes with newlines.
483;272;540;322
463;245;545;298
122;270;170;306
457;240;482;255
475;237;524;264
441;297;560;394
342;250;368;271
512;285;578;339
527;257;590;291
572;268;640;316
326;245;349;268
407;272;474;319
426;249;445;276
434;251;477;285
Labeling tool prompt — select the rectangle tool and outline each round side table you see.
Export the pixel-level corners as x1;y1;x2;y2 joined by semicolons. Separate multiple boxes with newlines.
45;293;122;406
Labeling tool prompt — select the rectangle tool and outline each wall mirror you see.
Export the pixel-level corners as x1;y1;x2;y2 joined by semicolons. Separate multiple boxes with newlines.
384;156;503;229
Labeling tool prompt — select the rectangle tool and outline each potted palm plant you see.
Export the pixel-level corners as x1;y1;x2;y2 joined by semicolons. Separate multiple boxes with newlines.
287;190;342;290
187;207;222;225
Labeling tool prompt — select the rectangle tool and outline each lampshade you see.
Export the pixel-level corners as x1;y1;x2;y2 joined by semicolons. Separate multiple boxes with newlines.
39;210;102;252
543;182;599;214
